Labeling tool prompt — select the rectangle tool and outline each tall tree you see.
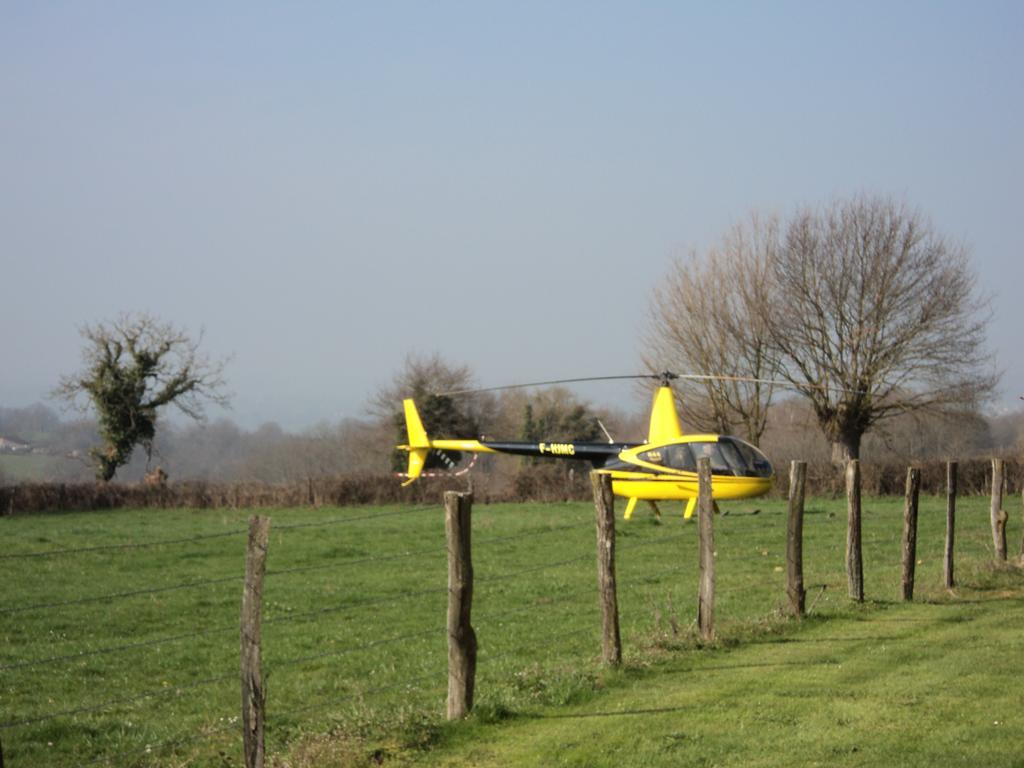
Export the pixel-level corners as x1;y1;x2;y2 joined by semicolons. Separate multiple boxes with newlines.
518;386;605;464
760;195;997;461
54;313;229;481
643;214;780;444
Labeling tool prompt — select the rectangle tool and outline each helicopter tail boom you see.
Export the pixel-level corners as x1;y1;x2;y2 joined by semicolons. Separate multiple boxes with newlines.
398;398;629;485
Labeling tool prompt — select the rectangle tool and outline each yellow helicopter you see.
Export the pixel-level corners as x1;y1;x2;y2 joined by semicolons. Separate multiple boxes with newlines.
397;372;774;519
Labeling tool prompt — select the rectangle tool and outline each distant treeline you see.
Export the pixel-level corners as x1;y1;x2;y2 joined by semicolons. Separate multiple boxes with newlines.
2;457;1020;516
3;397;1024;483
3;389;1023;511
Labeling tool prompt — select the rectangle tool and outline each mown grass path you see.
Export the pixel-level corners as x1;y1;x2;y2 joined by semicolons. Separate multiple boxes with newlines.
414;590;1024;767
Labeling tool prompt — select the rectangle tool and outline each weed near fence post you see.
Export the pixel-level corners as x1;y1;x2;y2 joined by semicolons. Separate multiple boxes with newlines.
846;460;864;602
945;462;957;588
786;461;807;618
991;458;1007;562
241;515;271;768
697;457;715;642
445;491;476;720
901;468;921;601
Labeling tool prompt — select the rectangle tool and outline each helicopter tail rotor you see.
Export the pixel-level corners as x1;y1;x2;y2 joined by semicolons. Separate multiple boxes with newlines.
399;398;431;486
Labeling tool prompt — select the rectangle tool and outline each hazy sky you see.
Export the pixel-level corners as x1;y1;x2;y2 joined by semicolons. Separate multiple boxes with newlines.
3;2;1022;430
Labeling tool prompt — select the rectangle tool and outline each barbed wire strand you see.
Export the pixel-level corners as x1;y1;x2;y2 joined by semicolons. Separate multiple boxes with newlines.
2;530;690;669
473;616;599;666
6;581;445;674
0;574;242;616
257;557;693;677
265;520;582;580
270;568;646;678
6;518;593;618
472;558;692;627
270;504;437;532
268;625;442;673
3;512;684;617
0;621;238;673
264;545;610;631
0;670;236;730
477;552;593;583
4;522;789;678
2;519;585;615
264;556;698;675
0;528;248;560
617;530;691;554
0;504;439;560
0;541;810;675
263;585;448;629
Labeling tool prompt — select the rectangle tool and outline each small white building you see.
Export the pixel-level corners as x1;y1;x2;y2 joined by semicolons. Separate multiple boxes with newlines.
0;437;31;454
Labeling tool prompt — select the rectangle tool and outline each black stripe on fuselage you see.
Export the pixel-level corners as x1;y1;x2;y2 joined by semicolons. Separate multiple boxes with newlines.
479;441;639;467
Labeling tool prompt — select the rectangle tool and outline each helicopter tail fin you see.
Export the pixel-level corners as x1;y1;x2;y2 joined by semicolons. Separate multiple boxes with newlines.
648;385;683;443
400;398;431;486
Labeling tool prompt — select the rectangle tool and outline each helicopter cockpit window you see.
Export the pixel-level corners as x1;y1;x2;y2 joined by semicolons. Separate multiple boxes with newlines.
692;442;732;474
663;444;696;471
683;439;773;477
639;439;772;478
718;437;774;478
717;440;750;476
638;444;696;471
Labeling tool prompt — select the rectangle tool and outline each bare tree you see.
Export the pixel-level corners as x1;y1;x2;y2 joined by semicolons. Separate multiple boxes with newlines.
54;313;229;481
369;352;496;471
643;214;780;444
760;195;997;462
369;353;478;419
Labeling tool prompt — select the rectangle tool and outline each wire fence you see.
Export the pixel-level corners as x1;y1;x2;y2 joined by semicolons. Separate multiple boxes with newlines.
2;480;984;767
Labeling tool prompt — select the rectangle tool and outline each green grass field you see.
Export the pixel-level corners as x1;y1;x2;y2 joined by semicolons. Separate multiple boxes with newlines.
1;494;1021;767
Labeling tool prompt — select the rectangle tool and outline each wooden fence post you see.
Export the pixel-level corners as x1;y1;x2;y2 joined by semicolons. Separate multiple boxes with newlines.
590;472;621;666
1020;487;1024;566
901;468;921;601
845;459;864;602
697;457;715;642
945;461;957;588
786;461;807;617
241;515;271;768
991;458;1006;561
445;491;476;719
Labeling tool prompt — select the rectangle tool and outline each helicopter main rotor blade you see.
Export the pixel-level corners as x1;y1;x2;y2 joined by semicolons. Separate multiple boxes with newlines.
437;374;653;396
435;371;866;397
671;373;867;396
